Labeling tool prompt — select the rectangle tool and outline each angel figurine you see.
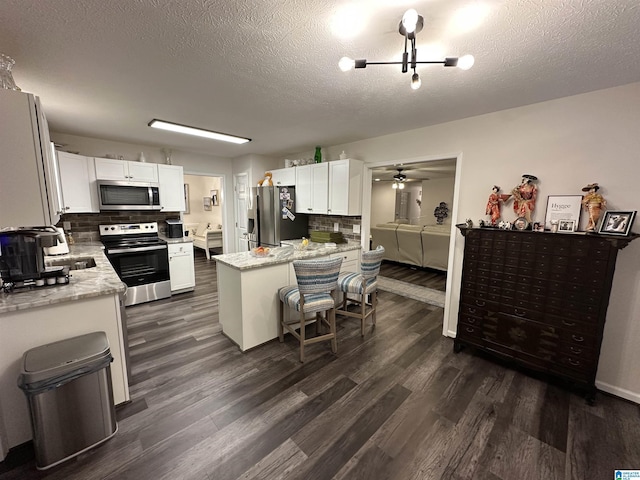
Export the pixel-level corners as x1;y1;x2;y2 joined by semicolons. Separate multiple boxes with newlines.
581;183;606;232
486;185;511;226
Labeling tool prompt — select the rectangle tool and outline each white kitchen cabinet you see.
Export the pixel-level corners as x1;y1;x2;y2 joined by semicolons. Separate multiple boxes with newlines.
328;159;364;216
95;157;158;182
0;89;60;227
270;167;296;186
158;164;185;212
56;151;100;213
169;242;195;293
295;162;328;214
294;160;363;216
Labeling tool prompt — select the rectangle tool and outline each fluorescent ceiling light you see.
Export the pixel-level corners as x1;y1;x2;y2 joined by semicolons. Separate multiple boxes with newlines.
148;119;251;145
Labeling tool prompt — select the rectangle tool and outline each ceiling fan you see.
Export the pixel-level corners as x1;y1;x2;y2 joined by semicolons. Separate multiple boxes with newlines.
393;168;407;182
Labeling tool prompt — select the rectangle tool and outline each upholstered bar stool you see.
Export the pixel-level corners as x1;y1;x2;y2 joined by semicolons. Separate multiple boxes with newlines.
336;246;385;336
278;257;343;362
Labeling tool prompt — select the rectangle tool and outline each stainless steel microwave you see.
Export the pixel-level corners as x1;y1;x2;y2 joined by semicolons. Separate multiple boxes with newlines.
97;180;161;211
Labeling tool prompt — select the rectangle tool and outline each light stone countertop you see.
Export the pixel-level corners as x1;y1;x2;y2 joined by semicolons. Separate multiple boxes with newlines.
159;234;193;244
0;243;125;314
213;240;362;271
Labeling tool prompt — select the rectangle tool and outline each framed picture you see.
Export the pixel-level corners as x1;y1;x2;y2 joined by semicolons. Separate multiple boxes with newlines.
513;217;529;231
545;195;582;230
183;184;190;214
557;219;576;233
598;210;636;236
211;189;219;206
203;196;212;211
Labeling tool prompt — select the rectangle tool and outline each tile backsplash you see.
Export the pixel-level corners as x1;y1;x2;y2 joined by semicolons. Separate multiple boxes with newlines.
308;215;362;242
57;212;179;242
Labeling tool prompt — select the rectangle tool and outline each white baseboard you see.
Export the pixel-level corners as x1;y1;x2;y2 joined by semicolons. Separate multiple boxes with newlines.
595;380;640;404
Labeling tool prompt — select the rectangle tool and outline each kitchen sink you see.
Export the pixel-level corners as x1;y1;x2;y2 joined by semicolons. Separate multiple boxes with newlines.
48;256;97;270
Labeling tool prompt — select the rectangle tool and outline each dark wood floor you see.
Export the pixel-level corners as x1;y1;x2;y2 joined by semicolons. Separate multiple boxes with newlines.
379;261;447;292
2;249;639;479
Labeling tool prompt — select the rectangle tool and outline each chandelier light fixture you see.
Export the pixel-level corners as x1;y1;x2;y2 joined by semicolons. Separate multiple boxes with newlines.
339;9;474;90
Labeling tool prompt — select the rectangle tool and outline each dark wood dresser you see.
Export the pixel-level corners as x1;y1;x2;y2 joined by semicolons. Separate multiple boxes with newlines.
455;226;636;403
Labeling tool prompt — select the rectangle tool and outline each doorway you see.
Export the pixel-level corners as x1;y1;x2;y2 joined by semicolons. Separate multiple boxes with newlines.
361;155;462;338
183;173;225;256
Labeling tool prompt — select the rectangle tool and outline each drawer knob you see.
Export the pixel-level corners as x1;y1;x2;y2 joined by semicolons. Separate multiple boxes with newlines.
475;300;486;307
514;308;526;317
469;307;477;314
562;320;576;327
569;346;583;354
572;335;585;343
567;358;581;366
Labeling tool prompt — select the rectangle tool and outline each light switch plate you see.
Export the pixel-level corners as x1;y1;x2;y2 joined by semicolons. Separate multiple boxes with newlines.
353;224;361;234
333;222;339;232
63;221;71;231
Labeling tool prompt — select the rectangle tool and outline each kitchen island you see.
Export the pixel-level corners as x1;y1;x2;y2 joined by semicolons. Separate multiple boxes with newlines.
0;244;129;461
213;241;361;351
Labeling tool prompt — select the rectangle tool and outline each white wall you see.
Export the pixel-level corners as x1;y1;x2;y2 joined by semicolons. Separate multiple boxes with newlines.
322;82;640;403
419;177;455;225
183;174;222;228
371;182;396;226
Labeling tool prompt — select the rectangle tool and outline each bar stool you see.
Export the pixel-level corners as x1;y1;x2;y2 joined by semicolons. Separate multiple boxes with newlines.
278;257;343;362
336;246;385;336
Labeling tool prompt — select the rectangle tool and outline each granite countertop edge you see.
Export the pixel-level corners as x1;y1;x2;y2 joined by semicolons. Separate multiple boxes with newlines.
213;240;362;271
0;244;124;314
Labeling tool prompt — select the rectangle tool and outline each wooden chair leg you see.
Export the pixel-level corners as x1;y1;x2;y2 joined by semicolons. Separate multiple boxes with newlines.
278;300;284;342
330;308;337;353
299;310;305;363
360;292;366;336
371;290;378;325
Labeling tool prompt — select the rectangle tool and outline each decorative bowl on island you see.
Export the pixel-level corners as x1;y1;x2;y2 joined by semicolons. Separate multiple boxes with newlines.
250;247;271;258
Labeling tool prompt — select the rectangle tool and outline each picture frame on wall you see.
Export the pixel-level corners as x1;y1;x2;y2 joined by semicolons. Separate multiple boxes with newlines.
544;195;582;230
183;184;190;214
203;196;212;211
211;189;219;206
598;210;636;236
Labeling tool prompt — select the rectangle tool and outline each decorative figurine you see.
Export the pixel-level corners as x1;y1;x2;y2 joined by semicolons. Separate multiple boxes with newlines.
257;172;273;186
465;218;474;228
581;183;606;232
485;185;511;226
510;174;538;223
434;202;449;225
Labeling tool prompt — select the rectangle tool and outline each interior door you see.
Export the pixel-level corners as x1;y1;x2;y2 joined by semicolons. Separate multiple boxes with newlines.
234;173;249;252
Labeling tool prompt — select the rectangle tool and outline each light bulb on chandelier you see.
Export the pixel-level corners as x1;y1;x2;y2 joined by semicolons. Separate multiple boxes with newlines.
411;72;421;90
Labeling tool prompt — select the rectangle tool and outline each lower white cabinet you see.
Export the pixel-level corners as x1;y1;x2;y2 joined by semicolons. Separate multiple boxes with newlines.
168;242;195;293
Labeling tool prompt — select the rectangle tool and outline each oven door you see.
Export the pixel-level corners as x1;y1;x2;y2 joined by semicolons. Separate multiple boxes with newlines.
105;244;169;287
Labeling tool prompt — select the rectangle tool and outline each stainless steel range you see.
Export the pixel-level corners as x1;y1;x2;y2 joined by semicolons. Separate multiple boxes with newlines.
100;222;170;306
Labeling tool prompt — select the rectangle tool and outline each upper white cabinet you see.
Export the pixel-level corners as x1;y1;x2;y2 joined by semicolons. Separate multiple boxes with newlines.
95;157;158;182
270;167;296;186
295;163;328;214
295;159;363;216
328;159;363;216
158;164;185;212
56;151;100;213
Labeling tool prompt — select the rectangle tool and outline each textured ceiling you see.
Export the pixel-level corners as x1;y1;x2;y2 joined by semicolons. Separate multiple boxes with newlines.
2;0;640;159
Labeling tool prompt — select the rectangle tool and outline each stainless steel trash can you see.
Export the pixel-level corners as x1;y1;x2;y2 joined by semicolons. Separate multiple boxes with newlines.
17;331;118;470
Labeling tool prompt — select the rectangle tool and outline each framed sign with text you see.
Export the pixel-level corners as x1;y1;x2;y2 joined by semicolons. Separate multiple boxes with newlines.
544;195;582;230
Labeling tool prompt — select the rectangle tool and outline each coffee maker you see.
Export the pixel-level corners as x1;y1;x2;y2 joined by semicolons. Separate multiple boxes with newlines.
0;227;65;290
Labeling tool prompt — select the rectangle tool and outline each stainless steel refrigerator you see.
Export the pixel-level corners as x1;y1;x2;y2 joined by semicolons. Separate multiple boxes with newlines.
247;186;308;248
